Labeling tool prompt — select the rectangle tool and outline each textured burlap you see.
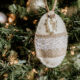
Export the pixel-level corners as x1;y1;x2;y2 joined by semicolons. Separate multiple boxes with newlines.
35;32;67;38
37;48;66;58
35;11;68;68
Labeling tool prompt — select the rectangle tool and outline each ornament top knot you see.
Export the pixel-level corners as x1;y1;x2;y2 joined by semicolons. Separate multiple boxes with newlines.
0;12;7;24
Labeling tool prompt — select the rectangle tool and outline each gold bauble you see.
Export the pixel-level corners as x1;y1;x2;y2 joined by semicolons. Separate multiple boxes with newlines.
0;12;7;24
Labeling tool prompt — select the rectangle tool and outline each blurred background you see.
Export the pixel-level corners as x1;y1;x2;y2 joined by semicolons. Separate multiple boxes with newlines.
0;0;80;80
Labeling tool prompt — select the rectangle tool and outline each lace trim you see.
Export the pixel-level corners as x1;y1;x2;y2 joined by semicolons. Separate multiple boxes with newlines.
35;35;68;50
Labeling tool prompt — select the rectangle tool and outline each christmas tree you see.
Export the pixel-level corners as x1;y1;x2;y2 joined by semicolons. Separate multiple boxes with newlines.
0;0;80;80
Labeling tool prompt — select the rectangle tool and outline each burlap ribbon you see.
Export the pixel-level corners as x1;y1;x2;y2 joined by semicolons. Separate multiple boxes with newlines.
37;48;66;58
35;32;67;38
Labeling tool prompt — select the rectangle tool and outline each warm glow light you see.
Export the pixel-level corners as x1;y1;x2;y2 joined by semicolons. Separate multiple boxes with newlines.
5;23;9;28
8;14;16;23
31;51;36;56
23;16;28;21
8;17;14;23
33;20;38;24
32;69;38;73
71;50;75;55
61;7;68;15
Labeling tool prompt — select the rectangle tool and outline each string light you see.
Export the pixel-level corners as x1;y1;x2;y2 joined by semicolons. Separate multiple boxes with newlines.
33;19;38;24
70;46;76;55
3;73;8;78
32;69;38;73
8;14;16;23
31;51;36;56
44;68;48;71
61;6;68;15
5;23;9;28
23;16;28;21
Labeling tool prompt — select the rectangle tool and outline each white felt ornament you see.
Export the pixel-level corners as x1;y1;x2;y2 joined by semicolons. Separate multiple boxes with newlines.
35;0;68;68
0;12;7;24
27;0;46;13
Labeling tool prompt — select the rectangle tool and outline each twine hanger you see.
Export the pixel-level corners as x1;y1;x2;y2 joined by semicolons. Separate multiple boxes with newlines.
52;0;57;11
44;0;57;12
44;0;58;34
27;0;57;33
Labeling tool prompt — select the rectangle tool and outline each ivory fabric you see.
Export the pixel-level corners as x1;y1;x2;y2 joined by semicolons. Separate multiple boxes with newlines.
35;11;68;68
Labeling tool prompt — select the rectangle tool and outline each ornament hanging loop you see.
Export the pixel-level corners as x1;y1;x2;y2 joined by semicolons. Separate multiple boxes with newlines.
44;0;57;34
52;0;57;11
44;0;50;12
44;0;57;12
